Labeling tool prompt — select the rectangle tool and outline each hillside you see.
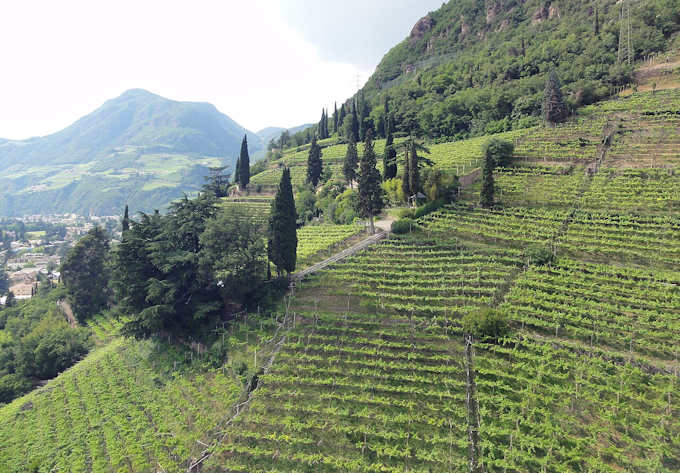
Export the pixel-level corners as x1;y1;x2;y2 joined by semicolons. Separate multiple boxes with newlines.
2;84;679;472
352;0;680;139
0;89;263;216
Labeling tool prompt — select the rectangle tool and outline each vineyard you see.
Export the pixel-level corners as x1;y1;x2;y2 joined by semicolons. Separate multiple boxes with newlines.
2;83;680;472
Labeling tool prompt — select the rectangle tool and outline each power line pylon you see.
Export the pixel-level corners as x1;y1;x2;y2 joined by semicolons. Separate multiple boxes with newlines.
618;1;633;65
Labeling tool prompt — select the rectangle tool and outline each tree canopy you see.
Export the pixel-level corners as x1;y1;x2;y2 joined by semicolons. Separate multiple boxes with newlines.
306;136;323;187
356;130;385;234
238;135;250;187
268;168;298;275
59;226;110;322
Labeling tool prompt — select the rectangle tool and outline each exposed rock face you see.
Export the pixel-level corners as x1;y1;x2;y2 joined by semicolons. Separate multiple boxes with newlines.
460;15;470;39
532;2;560;24
486;2;502;24
498;19;510;31
410;14;434;43
532;4;549;24
548;4;560;19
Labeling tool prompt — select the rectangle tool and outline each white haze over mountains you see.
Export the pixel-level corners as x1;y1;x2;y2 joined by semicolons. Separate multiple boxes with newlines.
0;0;443;141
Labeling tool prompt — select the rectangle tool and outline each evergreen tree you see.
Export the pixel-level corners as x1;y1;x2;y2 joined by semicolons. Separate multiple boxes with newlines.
333;102;338;133
351;105;360;142
234;156;241;184
343;134;359;188
268;168;297;275
238;135;250;187
122;205;130;232
383;103;398;179
306;135;323;187
319;109;326;139
402;148;411;199
60;227;110;322
338;104;346;136
480;152;495;208
542;70;569;125
356;129;385;234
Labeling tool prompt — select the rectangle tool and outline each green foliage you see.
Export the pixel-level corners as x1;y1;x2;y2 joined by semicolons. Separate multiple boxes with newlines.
355;130;385;232
268;168;298;275
306;136;323;187
356;0;679;140
524;244;555;266
482;138;515;168
239;135;251;187
0;271;8;295
460;307;510;340
542;70;569;124
327;189;359;224
60;227;110;322
422;168;458;202
381;177;406;204
0;288;91;404
199;207;267;305
112;193;232;339
342;135;359;187
295;186;318;224
391;218;416;234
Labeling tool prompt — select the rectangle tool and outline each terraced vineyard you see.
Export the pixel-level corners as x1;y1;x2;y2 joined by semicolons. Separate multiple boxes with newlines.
296;223;363;269
0;317;275;473
2;84;680;473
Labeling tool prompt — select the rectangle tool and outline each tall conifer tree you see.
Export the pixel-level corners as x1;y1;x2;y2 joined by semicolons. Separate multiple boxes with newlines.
343;134;359;188
402;149;411;199
238;135;250;187
333;102;338;133
542;70;568;125
351;105;360;142
122;205;130;232
268;168;297;275
338;104;346;136
307;136;323;187
356;129;385;234
383;100;397;180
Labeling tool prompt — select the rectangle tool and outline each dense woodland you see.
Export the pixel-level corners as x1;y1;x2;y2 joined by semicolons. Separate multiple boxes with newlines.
283;0;680;148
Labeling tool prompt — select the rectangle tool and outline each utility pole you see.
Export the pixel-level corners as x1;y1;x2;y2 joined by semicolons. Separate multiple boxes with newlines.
618;1;633;65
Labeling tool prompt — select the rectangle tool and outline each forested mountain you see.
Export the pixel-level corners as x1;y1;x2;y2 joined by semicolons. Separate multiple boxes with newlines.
0;89;262;216
345;0;680;139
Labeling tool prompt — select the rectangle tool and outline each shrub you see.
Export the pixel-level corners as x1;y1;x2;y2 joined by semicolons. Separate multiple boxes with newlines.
391;218;417;234
461;307;509;340
413;199;446;219
524;244;554;266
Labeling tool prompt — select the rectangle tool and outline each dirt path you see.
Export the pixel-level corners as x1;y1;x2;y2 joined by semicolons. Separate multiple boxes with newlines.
292;230;388;281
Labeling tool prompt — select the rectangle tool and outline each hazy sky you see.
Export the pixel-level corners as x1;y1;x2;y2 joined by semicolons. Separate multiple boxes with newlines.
0;0;443;140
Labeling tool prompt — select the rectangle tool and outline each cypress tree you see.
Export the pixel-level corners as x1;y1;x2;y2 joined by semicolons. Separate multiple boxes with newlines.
338;104;346;136
351;105;360;142
402;148;411;199
383;105;397;180
408;142;421;197
234;156;241;184
268;168;297;275
343;134;359;188
319;109;326;139
333;102;338;133
542;70;568;125
238;135;250;187
480;152;495;208
306;135;323;187
356;129;385;234
122;205;130;232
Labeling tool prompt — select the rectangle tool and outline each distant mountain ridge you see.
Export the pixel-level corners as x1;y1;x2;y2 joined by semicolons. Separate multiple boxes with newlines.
0;89;263;216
